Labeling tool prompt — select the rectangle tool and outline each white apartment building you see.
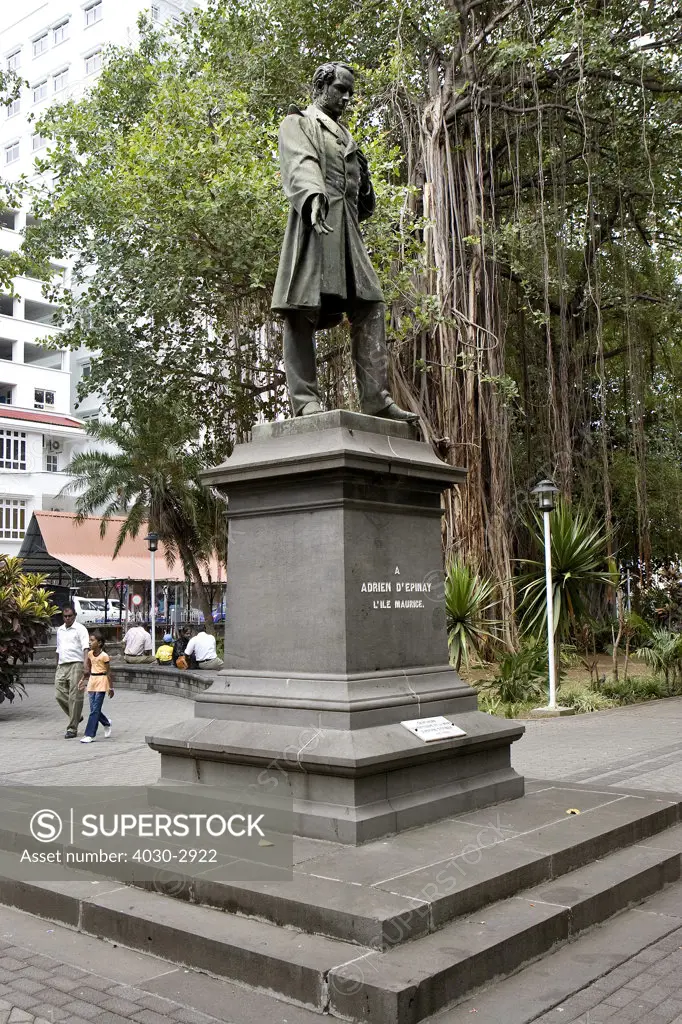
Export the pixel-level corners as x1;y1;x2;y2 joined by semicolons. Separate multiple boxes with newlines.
1;0;197;556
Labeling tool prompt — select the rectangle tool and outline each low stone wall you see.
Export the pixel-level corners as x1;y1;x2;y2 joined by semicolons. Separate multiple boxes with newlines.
15;660;214;700
36;641;125;660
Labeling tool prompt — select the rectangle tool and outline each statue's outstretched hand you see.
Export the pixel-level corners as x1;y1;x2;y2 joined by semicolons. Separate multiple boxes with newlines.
311;195;332;235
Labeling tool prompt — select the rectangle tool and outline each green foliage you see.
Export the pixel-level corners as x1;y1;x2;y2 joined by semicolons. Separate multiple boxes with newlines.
0;557;57;705
61;407;226;632
23;7;419;459
488;643;548;705
598;676;671;704
477;691;503;716
620;613;650;648
517;501;614;643
562;689;616;714
444;558;498;670
635;630;682;691
11;0;682;592
637;565;682;630
0;69;49;290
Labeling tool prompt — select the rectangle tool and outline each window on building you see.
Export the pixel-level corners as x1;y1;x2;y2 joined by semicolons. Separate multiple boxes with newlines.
0;385;12;404
84;50;102;75
32;134;47;152
0;431;26;470
53;68;68;92
0;497;27;539
45;453;59;472
4;142;19;165
81;362;91;379
53;20;70;45
84;1;103;27
32;34;48;58
7;51;21;72
33;80;48;103
7;96;20;117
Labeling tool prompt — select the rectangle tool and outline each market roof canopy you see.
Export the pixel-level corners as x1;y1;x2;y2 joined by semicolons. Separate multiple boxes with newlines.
18;511;223;583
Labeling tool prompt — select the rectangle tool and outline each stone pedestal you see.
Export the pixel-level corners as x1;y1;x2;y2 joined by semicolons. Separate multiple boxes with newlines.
147;411;524;843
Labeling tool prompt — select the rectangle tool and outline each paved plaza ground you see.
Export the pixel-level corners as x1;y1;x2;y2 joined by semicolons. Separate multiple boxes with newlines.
2;684;682;1022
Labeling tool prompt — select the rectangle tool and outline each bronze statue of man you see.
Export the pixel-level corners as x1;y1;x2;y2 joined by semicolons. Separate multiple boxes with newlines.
271;62;418;421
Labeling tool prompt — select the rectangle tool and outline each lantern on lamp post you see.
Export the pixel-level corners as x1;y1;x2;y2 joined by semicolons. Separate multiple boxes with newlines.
145;532;159;655
530;480;559;709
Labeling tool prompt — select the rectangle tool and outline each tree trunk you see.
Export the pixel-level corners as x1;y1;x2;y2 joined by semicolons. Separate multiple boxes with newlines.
194;582;216;636
398;87;516;649
176;540;216;636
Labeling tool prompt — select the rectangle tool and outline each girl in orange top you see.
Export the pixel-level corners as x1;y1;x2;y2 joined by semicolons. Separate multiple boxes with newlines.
78;630;114;744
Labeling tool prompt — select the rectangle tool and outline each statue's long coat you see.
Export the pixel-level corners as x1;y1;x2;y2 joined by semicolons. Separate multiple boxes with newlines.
271;104;384;317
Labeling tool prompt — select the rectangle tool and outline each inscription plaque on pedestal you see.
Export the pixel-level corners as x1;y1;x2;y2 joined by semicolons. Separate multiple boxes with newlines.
401;716;467;742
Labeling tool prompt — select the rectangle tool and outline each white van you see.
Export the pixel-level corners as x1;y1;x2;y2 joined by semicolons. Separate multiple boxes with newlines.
72;597;121;624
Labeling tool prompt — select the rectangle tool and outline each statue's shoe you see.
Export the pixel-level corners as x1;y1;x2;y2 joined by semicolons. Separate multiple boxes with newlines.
298;402;323;416
373;402;420;423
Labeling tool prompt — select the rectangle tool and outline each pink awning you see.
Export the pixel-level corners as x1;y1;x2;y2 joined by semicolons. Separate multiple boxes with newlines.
31;511;224;582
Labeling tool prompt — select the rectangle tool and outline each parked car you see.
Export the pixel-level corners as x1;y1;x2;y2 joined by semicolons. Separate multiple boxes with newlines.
187;607;226;624
72;597;121;624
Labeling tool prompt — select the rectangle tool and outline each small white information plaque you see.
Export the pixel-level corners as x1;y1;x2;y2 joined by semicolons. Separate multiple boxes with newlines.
401;716;467;743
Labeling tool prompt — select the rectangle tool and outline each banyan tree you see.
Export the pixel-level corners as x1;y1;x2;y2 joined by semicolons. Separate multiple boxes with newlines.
25;0;682;635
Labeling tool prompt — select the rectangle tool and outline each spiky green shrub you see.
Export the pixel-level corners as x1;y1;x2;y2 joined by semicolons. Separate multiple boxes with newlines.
444;558;498;671
517;500;614;679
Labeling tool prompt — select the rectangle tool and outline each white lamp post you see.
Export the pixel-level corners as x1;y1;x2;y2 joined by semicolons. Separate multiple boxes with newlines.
530;479;559;709
145;532;159;655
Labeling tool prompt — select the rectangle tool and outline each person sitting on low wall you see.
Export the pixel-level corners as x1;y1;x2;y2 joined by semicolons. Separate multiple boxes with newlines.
155;633;175;667
172;626;192;667
184;627;223;671
123;623;154;664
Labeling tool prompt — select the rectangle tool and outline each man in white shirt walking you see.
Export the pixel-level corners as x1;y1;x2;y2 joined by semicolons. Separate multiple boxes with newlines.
185;628;223;671
123;624;154;664
55;604;90;738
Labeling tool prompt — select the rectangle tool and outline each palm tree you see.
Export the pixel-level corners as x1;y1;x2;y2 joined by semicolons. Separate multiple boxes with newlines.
62;407;226;634
636;629;682;693
517;500;614;681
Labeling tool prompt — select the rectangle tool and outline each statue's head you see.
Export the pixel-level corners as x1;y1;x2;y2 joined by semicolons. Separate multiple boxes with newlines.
311;61;355;121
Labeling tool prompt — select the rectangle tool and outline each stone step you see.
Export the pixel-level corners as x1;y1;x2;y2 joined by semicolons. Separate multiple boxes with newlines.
130;785;680;948
0;872;364;1013
0;784;676;954
327;841;681;1021
1;835;679;1022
